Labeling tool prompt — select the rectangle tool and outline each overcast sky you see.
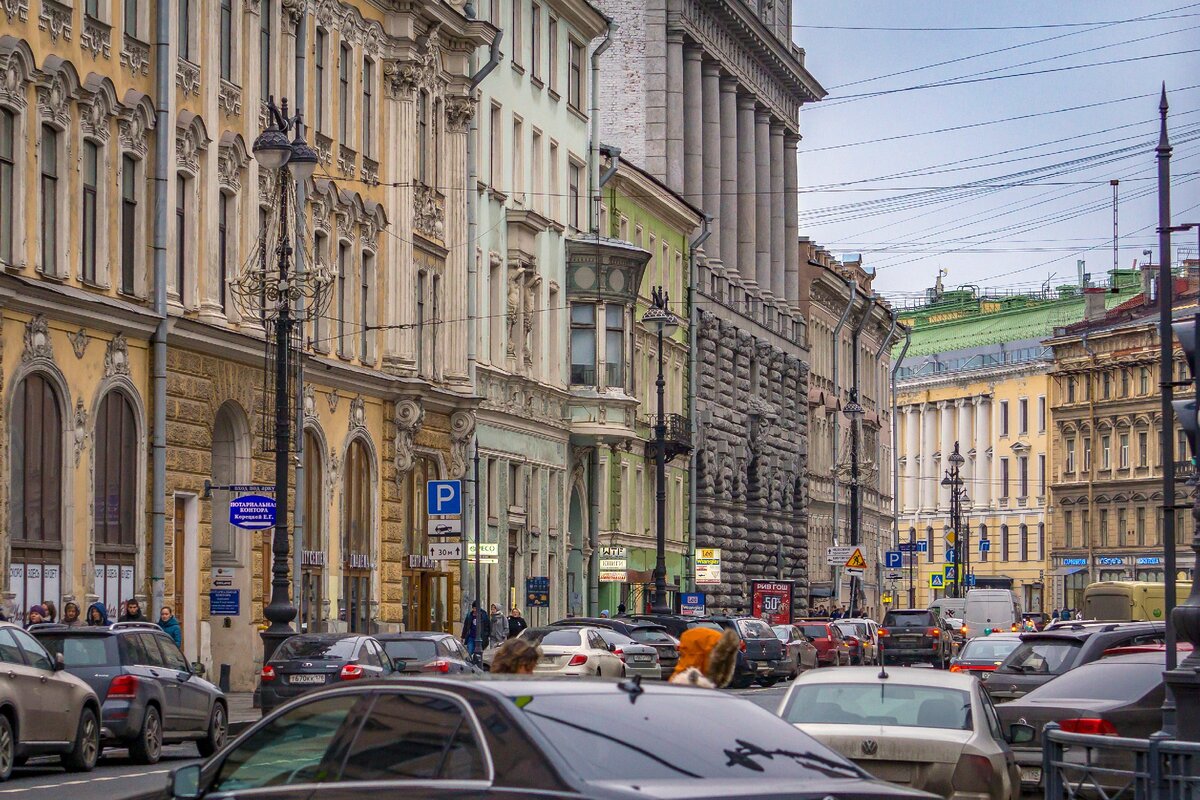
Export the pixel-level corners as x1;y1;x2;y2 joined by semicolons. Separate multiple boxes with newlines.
791;1;1200;304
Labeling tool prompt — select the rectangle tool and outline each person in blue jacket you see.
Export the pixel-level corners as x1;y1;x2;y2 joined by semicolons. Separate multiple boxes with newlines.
87;602;110;626
158;606;183;647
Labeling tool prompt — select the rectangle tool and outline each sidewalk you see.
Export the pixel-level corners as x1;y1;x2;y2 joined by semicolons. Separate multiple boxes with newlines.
227;692;260;735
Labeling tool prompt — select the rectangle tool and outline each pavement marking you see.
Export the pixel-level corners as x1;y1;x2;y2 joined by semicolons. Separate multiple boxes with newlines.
0;767;173;793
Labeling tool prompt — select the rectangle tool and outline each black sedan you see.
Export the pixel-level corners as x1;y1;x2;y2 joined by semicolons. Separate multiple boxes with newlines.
151;678;935;799
258;634;394;713
375;632;482;675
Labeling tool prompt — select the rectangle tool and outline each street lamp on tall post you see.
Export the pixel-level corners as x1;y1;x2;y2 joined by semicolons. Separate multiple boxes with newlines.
232;97;328;665
942;443;965;598
843;392;865;617
643;287;679;615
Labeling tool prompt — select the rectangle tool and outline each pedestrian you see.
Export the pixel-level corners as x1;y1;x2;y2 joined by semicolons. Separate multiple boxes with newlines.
507;606;528;639
600;609;610;618
460;601;490;657
41;600;57;623
489;603;507;648
120;598;146;622
1074;609;1083;621
616;603;627;617
159;606;183;647
1060;607;1071;622
25;604;47;628
1050;607;1059;621
490;639;541;674
86;602;110;626
670;627;740;688
61;601;83;628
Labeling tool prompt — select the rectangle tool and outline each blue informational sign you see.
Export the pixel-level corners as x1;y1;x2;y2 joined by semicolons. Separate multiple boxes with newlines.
929;574;945;589
917;540;929;553
526;577;550;608
427;480;462;516
897;542;918;553
1062;558;1087;566
210;589;240;616
965;573;977;588
1137;557;1162;566
680;593;706;617
884;551;903;569
229;495;276;530
945;546;956;564
979;539;991;552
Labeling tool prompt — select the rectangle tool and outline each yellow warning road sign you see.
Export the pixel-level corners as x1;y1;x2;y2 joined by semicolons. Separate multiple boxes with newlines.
944;530;957;547
844;548;867;570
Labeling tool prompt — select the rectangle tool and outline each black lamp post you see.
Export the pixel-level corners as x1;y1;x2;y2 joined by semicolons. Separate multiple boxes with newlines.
843;391;864;617
942;442;965;598
643;287;679;615
242;97;321;665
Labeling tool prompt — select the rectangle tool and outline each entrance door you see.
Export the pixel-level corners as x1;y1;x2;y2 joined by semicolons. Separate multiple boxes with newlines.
174;497;187;641
343;571;370;633
302;568;323;633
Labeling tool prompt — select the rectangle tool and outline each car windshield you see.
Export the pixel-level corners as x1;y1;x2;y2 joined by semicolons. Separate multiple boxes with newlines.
772;625;794;640
959;638;1021;662
1026;660;1163;702
517;692;863;781
836;623;867;639
737;619;777;640
381;640;437;662
782;683;972;731
36;634;116;667
1001;640;1081;674
799;625;828;638
597;630;635;646
883;611;935;628
629;628;676;645
523;629;583;647
274;637;358;661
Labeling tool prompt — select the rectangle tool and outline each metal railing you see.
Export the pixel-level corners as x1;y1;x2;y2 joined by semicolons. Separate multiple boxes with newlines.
1043;722;1200;799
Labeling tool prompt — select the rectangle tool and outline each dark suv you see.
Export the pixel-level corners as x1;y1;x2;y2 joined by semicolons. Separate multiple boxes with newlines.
878;609;952;668
705;616;788;687
983;621;1165;703
32;622;227;764
550;617;680;680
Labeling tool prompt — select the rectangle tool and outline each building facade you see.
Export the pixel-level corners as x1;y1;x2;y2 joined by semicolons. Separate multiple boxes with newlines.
798;247;898;616
0;0;494;690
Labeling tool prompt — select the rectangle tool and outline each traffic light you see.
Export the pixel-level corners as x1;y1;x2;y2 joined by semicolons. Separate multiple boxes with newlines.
1172;318;1200;474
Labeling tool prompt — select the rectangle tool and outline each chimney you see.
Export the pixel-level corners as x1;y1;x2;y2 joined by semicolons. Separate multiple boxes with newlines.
1083;287;1106;321
1140;265;1154;306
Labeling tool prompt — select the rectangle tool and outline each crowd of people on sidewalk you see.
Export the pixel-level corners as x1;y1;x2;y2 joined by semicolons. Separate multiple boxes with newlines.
1;597;184;646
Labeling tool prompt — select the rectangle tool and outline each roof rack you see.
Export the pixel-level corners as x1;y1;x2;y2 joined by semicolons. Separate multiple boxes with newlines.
110;621;161;631
24;622;69;631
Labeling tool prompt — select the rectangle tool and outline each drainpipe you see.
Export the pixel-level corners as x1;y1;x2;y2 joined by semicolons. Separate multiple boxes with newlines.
598;144;621;189
828;276;856;603
292;10;308;621
687;216;712;591
589;448;601;616
149;0;171;616
848;293;873;611
1081;332;1098;590
890;323;910;554
467;29;502;395
588;20;615;233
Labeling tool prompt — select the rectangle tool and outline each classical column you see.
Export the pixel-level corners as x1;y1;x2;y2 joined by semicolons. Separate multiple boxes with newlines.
665;31;685;193
682;44;704;205
974;396;992;508
719;76;739;269
905;405;920;512
956;399;973;508
783;133;800;307
736;93;757;288
938;400;954;510
701;60;722;257
921;403;937;511
754;108;772;296
382;65;418;367
443;96;472;383
769;121;785;300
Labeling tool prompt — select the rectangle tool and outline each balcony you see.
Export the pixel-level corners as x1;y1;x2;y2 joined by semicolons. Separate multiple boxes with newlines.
638;413;692;462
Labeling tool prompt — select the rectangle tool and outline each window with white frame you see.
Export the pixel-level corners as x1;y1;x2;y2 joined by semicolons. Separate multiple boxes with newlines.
175;175;190;303
82;140;101;284
568;159;581;230
512;116;524;202
416;269;427;374
124;0;142;39
548;15;559;93
531;129;543;214
220;0;234;81
512;0;524;67
260;0;272;99
179;0;194;62
337;241;349;355
119;155;139;294
339;43;351;143
570;303;596;385
311;230;328;350
417;90;429;184
489;103;501;188
361;57;374;156
40;124;61;277
360;249;375;363
568;38;583;110
0;108;14;265
531;3;542;81
218;192;231;313
549;140;559;220
314;29;327;131
604;305;624;388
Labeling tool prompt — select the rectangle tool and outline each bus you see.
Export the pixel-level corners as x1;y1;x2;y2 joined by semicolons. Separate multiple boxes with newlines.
1082;581;1165;622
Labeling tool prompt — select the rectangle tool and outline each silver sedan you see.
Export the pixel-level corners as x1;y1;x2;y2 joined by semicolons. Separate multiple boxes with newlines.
519;626;626;677
594;629;661;679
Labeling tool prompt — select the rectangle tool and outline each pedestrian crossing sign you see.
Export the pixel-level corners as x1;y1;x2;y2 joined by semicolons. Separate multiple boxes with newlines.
844;548;867;570
929;574;945;589
944;565;958;583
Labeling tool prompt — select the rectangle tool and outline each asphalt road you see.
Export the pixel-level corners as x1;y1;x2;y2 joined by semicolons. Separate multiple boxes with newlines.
2;744;199;800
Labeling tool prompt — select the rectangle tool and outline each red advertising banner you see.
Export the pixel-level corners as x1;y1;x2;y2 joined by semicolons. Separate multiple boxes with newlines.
751;580;795;626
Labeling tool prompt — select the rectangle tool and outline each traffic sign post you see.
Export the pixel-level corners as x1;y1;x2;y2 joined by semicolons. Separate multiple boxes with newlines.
945;546;956;564
427;480;463;516
884;551;903;569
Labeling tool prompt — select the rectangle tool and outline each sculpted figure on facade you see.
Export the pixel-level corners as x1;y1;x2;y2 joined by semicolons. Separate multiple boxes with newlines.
393;397;425;479
448;410;476;478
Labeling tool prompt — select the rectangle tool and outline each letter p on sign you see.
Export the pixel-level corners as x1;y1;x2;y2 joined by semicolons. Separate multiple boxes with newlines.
427;480;463;516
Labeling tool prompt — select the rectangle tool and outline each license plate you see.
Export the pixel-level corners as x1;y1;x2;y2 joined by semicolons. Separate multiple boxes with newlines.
631;655;653;662
1020;767;1042;785
289;674;326;685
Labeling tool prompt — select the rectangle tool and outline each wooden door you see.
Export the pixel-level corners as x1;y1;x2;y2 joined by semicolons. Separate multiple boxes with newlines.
174;497;186;631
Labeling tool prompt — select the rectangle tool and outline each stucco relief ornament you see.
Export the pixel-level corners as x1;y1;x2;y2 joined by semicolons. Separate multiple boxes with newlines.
302;385;316;420
73;399;88;467
0;51;28;109
36;73;70;128
444;95;475;134
38;0;72;43
349;395;366;430
81;95;111;143
104;333;130;377
67;328;89;359
2;1;29;24
118;111;149;158
325;388;340;413
22;314;54;363
393;398;425;479
448;410;476;478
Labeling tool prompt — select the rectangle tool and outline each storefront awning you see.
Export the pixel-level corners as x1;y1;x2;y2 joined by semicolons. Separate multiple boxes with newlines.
1051;566;1088;576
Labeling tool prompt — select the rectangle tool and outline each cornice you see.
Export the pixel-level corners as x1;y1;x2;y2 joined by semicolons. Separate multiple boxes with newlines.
0;273;160;337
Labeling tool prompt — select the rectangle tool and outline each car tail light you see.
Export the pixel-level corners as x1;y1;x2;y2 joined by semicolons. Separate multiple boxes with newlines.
949;664;962;673
878;628;889;637
1011;623;1019;632
567;654;588;667
961;625;969;636
420;659;451;673
108;674;140;698
1058;718;1118;736
739;639;746;652
928;627;941;637
951;753;994;794
340;663;365;680
613;648;626;662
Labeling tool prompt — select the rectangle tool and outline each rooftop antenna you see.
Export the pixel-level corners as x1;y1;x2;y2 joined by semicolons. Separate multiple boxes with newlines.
1111;179;1120;279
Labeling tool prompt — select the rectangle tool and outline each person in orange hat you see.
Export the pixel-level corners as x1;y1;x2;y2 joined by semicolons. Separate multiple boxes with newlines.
669;627;740;688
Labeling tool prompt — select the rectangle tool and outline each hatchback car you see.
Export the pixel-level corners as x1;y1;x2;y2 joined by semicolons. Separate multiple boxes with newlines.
779;666;1029;800
520;626;625;676
259;634;394;713
551;617;679;679
878;609;952;668
949;633;1022;676
772;624;820;677
151;678;935;800
375;632;481;675
0;621;101;780
33;621;225;764
796;619;849;666
706;616;789;686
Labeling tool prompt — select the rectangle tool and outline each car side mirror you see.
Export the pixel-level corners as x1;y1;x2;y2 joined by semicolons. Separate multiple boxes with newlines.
1008;723;1035;744
53;652;66;671
607;643;617;652
190;662;206;676
170;764;202;800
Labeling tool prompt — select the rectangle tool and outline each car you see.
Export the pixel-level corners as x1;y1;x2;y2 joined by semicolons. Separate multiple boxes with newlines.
834;620;877;665
778;666;1028;800
1021;612;1049;631
961;589;1020;639
149;677;937;800
705;616;790;687
374;632;482;675
839;618;881;664
878;608;952;668
259;633;395;713
995;652;1168;792
520;626;625;676
32;621;225;765
796;619;850;666
772;624;820;677
592;629;661;679
551;617;679;679
949;632;1022;676
0;621;101;780
982;621;1164;703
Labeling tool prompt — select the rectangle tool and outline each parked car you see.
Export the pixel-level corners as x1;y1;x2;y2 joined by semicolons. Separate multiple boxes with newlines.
374;632;481;675
0;621;101;780
982;621;1164;703
1021;612;1049;631
949;632;1022;676
259;634;394;713
772;624;820;677
551;617;679;679
32;621;225;765
834;620;877;665
149;678;935;800
706;616;790;687
778;666;1027;800
796;619;849;667
592;629;661;680
995;652;1167;793
628;613;721;638
520;626;625;677
879;609;952;668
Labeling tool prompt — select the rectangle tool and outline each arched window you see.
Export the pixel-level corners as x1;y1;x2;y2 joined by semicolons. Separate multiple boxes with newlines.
979;524;988;562
94;390;138;615
11;373;64;618
211;403;249;565
301;429;324;633
1019;524;1029;562
1000;525;1010;561
343;438;374;633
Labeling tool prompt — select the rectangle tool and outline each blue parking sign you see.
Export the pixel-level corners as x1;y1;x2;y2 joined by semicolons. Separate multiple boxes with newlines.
884;551;903;569
427;480;462;516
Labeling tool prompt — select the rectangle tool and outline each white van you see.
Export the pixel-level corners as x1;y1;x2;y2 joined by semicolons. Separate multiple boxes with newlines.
961;589;1019;639
928;598;965;622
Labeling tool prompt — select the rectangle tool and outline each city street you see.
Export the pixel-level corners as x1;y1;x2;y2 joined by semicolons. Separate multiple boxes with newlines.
3;745;200;800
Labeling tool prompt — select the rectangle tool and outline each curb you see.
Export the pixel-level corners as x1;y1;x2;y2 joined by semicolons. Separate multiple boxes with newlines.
229;719;259;737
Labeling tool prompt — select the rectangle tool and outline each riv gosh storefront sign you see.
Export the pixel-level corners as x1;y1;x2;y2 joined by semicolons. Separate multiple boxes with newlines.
751;580;795;625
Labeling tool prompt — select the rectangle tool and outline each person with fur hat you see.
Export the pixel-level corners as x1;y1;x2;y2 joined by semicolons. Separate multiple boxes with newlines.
490;638;541;674
669;627;740;688
61;601;83;628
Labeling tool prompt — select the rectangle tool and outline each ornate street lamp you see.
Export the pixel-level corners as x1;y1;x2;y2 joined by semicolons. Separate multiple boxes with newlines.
643;286;679;614
842;393;864;616
941;442;966;598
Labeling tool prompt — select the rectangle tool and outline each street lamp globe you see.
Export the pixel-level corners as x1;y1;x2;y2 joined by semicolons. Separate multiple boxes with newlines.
642;304;679;337
940;474;952;488
949;449;965;467
253;126;293;170
842;399;865;420
288;135;319;181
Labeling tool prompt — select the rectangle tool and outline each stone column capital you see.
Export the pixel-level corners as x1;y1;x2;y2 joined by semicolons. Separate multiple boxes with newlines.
755;107;771;124
666;29;685;44
954;397;968;408
702;58;722;78
683;42;704;61
784;132;802;149
720;73;740;91
936;400;951;410
737;92;757;111
769;119;785;134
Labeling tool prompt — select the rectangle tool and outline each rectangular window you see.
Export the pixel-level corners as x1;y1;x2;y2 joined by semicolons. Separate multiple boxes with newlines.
1101;434;1111;469
1067;377;1076;403
1039;453;1046;496
125;0;138;37
1140;367;1150;395
1121;369;1130;397
179;0;191;61
1038;395;1046;431
1018;456;1028;498
1102;372;1112;399
512;117;524;201
337;242;348;353
999;400;1009;437
489;103;501;188
570;303;596;385
360;251;373;361
512;0;523;66
339;44;351;143
568;161;581;230
260;0;272;99
361;57;374;155
310;231;327;347
548;15;559;91
0;108;12;264
1082;510;1090;548
40;125;58;274
1018;398;1028;434
314;30;326;130
604;305;624;387
1083;437;1091;471
1118;508;1128;545
416;271;426;374
175;176;187;299
1099;509;1109;547
1064;511;1074;548
220;0;233;80
549;141;560;220
531;3;542;80
1136;507;1146;546
1138;431;1148;467
120;157;138;293
568;39;584;110
1119;433;1129;468
82;140;99;283
218;193;229;313
1019;525;1028;562
1000;526;1009;561
416;92;429;183
531;130;543;215
1000;457;1010;498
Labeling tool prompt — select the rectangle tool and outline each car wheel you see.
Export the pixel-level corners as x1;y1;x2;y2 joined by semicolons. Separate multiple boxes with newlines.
129;705;163;765
0;714;13;782
197;702;228;758
732;675;753;689
62;707;100;773
757;677;778;688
